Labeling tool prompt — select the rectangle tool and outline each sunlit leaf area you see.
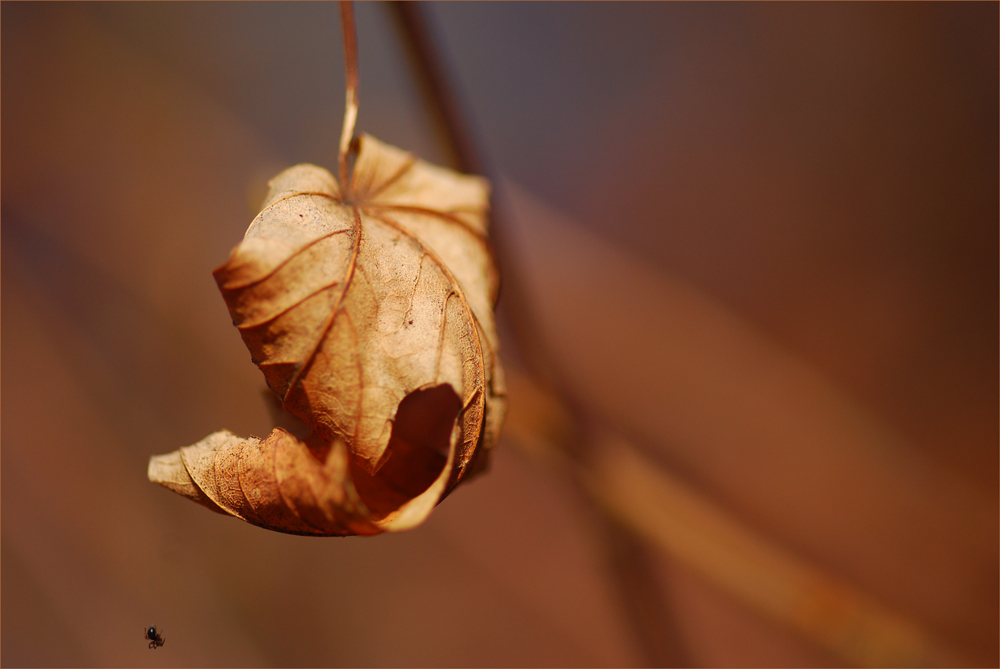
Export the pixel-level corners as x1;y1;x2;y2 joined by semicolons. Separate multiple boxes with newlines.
3;3;996;666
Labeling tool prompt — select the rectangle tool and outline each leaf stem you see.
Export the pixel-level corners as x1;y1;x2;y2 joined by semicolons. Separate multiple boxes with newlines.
338;1;359;199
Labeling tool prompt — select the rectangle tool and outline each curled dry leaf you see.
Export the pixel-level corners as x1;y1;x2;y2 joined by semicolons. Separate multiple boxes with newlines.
149;133;506;535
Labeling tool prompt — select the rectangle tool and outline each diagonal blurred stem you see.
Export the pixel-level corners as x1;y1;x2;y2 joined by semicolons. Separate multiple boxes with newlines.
596;514;693;667
387;1;554;387
387;3;690;665
503;370;966;668
384;5;969;668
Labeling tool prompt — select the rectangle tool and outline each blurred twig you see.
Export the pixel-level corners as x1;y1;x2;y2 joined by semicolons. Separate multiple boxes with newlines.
385;3;963;667
387;2;556;386
505;370;965;668
387;4;692;666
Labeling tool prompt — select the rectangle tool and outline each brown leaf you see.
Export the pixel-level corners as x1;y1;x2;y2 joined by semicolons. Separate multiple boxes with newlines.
148;133;506;534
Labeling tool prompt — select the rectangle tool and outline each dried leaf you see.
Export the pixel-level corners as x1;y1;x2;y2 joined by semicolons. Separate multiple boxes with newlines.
149;133;506;535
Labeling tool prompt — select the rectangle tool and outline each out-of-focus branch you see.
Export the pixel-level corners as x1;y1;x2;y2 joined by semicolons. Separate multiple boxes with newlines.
596;515;693;667
505;369;966;668
387;1;556;383
387;6;697;666
388;5;694;665
385;4;965;667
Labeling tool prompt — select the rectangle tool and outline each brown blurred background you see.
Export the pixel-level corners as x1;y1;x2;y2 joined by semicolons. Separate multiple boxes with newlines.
2;2;996;667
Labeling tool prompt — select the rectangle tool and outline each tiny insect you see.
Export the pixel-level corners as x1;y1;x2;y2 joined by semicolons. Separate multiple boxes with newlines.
145;625;165;649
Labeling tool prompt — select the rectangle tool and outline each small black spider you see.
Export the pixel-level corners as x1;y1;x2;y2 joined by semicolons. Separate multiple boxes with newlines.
145;625;165;649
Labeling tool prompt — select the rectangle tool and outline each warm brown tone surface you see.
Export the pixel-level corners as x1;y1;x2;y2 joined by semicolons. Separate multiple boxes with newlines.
3;3;996;667
148;134;505;535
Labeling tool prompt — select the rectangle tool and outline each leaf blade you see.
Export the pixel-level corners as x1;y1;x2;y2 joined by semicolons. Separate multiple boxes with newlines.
155;134;505;535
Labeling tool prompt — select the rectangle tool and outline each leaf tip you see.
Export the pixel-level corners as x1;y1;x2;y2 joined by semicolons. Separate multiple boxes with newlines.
148;449;228;515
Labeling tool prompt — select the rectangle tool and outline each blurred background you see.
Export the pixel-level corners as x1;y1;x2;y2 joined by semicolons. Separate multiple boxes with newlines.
2;2;996;666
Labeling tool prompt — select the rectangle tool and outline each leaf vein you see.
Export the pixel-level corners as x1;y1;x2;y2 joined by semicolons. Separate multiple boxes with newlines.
236;278;342;330
222;227;350;291
283;206;363;404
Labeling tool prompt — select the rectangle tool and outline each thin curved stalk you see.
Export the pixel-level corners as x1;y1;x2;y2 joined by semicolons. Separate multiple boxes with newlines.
338;1;359;197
